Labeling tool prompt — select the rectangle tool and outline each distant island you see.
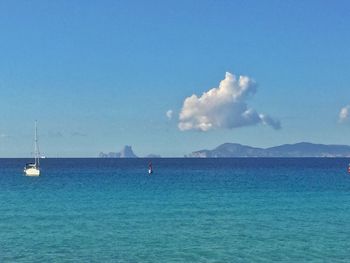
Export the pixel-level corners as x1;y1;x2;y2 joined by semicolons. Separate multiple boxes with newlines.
99;145;138;158
99;146;161;158
186;142;350;158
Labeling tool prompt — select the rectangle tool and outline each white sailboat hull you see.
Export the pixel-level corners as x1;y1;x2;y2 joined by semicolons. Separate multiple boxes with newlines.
24;121;41;176
24;167;40;176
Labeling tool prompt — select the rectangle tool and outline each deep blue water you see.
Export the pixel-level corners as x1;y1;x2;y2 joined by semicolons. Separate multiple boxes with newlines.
1;158;350;262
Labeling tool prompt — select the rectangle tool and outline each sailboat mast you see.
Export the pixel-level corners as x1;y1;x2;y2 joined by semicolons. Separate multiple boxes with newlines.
34;120;39;167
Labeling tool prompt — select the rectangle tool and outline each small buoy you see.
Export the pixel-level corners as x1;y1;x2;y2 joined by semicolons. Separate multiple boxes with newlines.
148;162;153;175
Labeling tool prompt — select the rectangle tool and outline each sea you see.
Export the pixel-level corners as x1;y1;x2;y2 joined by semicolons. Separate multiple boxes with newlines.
1;158;350;262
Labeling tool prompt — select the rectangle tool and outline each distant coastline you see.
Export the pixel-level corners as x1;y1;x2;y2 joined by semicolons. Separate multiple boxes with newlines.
186;142;350;158
97;142;350;158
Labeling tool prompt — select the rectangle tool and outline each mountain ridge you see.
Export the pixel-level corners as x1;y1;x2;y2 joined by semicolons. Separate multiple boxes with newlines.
187;142;350;157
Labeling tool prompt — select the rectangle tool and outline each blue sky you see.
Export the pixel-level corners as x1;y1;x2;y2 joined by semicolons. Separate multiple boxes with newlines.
0;0;350;157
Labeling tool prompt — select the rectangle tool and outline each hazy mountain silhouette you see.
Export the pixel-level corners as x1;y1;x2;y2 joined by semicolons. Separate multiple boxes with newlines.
99;145;137;158
187;142;350;157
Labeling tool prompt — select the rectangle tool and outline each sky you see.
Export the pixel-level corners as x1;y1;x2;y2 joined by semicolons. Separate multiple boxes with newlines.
0;0;350;157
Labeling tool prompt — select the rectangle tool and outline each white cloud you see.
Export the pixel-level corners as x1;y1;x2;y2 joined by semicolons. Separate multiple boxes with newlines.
166;110;173;120
178;72;281;131
339;105;350;123
259;114;281;130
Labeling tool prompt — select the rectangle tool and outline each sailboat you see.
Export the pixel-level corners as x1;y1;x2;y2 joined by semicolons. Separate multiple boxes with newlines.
24;121;40;176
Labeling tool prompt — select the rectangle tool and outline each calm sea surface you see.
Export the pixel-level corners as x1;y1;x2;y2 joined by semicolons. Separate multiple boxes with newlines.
1;158;350;262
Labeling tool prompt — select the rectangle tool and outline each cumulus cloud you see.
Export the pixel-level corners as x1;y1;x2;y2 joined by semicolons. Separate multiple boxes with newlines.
166;110;173;120
259;114;281;130
178;72;281;131
339;105;350;123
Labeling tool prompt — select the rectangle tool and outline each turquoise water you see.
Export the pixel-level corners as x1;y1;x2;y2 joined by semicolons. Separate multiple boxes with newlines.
1;158;350;262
